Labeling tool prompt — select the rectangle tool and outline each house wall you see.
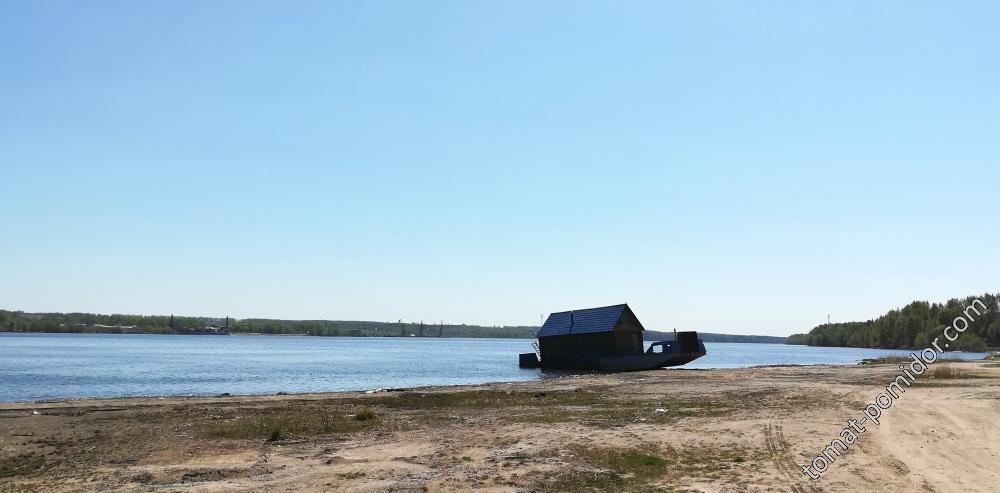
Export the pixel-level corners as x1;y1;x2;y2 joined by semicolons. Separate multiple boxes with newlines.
573;332;616;357
538;335;575;358
539;332;615;358
540;328;643;359
613;329;643;355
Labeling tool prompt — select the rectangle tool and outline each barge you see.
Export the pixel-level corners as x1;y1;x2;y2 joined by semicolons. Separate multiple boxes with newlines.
518;304;706;371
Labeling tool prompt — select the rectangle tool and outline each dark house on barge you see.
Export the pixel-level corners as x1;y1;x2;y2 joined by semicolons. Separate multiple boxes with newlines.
519;303;706;371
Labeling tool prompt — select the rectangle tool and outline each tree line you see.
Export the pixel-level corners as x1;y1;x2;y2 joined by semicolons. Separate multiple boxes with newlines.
0;310;538;339
786;293;999;352
0;309;790;342
646;330;785;344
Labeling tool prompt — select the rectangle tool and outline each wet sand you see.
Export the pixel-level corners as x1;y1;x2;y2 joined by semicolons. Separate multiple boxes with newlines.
1;361;998;492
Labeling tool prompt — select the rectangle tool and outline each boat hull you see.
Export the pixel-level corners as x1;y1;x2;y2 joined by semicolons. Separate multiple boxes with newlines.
536;350;705;371
519;333;708;371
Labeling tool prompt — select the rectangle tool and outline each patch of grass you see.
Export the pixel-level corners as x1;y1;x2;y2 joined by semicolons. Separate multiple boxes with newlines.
268;429;282;442
506;398;728;428
546;446;670;491
180;467;257;483
205;410;374;440
927;365;979;379
336;471;366;479
584;400;726;427
932;365;961;379
508;412;578;424
621;451;667;467
354;407;377;421
381;390;603;410
0;453;47;478
860;356;911;365
530;443;765;491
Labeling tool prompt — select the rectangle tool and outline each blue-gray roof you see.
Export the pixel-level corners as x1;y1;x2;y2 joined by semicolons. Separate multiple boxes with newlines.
537;304;630;338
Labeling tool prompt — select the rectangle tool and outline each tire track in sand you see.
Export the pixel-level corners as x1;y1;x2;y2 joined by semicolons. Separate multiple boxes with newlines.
765;421;821;493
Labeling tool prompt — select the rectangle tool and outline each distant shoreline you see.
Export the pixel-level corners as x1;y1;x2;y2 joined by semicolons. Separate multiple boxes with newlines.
1;309;789;342
0;328;790;343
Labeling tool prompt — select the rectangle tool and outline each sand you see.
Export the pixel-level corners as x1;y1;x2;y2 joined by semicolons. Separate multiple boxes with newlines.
1;361;998;492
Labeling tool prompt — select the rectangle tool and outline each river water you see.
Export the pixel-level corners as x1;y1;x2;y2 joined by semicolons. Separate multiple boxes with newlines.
0;333;987;402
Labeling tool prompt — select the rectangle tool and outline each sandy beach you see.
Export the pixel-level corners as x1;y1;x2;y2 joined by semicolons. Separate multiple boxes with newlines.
1;361;998;492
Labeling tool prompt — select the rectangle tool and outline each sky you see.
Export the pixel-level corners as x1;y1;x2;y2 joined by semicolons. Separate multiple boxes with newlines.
1;1;998;336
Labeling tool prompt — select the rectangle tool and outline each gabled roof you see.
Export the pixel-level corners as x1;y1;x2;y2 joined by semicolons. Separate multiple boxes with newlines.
537;303;642;338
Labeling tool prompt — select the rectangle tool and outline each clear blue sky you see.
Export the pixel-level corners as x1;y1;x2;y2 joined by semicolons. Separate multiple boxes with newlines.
2;2;997;336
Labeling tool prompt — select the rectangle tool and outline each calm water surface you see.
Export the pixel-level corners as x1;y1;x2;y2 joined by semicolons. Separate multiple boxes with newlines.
0;333;987;402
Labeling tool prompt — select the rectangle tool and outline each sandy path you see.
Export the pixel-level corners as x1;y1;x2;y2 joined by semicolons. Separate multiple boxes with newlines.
877;385;1000;492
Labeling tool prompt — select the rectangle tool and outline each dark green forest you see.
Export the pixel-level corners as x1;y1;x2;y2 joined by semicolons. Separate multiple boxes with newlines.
786;293;999;352
0;310;538;339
